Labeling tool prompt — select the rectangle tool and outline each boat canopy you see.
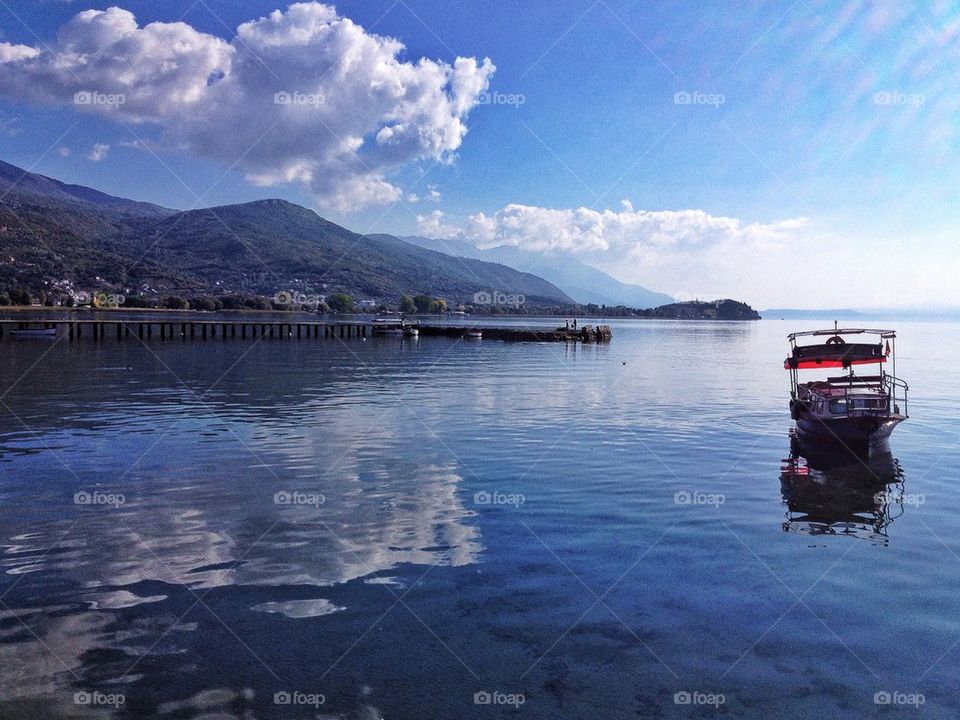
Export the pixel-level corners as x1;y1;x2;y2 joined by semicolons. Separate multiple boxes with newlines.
787;328;895;340
784;340;886;370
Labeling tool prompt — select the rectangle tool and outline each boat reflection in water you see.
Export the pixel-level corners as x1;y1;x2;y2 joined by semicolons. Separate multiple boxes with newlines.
780;434;907;545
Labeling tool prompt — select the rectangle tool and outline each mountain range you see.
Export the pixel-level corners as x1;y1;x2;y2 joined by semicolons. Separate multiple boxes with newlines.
0;159;170;219
397;235;673;309
762;307;960;322
0;159;577;306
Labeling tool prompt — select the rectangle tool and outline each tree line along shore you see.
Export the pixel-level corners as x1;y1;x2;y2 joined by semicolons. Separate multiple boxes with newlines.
0;288;760;321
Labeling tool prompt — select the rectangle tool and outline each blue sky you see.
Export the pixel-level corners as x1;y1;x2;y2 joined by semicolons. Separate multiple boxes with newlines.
0;1;957;307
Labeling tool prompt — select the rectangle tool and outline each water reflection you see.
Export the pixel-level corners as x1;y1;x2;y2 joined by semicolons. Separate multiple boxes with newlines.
1;461;482;591
0;455;482;717
780;440;907;545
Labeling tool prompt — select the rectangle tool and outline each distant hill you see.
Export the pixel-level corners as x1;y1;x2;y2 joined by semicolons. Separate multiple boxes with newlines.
0;159;172;218
400;235;673;309
0;160;573;306
649;299;760;320
762;307;960;322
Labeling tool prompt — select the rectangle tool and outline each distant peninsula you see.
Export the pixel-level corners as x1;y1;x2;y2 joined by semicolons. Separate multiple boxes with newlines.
640;299;761;320
507;299;760;320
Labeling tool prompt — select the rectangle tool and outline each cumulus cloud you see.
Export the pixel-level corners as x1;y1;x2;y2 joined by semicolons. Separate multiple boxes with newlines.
87;143;109;162
0;43;39;63
0;3;494;213
427;202;817;305
416;209;460;239
460;205;808;256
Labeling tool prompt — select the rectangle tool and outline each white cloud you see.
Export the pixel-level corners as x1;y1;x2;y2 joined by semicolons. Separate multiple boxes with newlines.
405;192;419;203
416;209;460;239
87;143;109;162
464;211;497;243
0;3;494;213
459;205;808;262
57;146;71;157
427;184;442;202
432;203;825;305
0;9;230;120
439;203;960;307
0;43;39;63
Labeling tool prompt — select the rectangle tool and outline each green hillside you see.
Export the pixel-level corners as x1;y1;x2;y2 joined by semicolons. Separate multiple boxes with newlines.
0;161;573;306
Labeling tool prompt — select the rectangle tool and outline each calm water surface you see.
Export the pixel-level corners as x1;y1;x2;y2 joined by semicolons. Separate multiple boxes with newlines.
0;318;958;719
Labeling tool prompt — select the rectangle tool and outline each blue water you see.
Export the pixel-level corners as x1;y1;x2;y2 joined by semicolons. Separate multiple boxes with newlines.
0;318;958;718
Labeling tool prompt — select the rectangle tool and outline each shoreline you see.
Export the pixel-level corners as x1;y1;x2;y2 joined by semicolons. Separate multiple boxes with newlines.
0;306;761;322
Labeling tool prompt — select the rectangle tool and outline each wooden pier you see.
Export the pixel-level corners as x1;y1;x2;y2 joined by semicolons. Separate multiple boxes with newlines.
0;319;368;342
0;318;611;343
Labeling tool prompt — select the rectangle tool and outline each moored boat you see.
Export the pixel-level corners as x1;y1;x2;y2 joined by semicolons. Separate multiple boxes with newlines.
785;323;908;458
372;319;404;335
372;316;419;336
7;327;56;340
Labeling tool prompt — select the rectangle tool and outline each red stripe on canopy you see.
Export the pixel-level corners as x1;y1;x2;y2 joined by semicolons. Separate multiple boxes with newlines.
783;356;886;370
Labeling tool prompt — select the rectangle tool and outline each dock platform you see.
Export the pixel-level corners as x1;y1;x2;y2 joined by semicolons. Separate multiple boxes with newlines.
0;318;611;343
0;319;366;342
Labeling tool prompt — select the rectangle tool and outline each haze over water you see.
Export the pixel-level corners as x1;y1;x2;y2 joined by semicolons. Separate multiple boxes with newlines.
1;318;958;718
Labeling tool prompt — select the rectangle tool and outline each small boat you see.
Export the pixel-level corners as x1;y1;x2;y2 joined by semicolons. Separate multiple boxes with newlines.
371;317;404;335
372;317;419;336
466;329;482;339
785;323;908;458
7;327;56;339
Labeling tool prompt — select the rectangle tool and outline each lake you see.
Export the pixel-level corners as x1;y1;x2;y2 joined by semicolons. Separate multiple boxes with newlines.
0;317;957;718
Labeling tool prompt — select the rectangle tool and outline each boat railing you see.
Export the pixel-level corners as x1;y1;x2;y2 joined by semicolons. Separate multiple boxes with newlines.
832;375;908;419
836;389;887;419
883;373;909;418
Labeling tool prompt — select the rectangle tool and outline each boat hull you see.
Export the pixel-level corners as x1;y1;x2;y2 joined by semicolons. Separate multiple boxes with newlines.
8;329;56;339
794;413;903;458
